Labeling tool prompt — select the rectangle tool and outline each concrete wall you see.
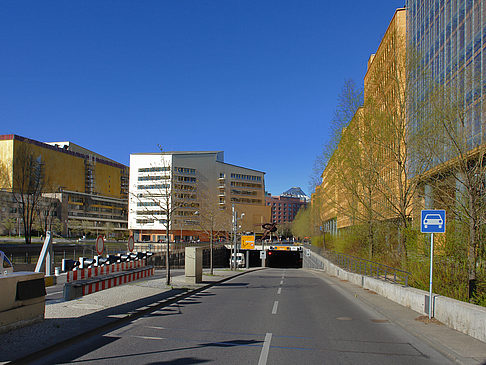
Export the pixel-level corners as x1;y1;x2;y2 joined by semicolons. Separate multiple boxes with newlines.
304;250;486;343
0;272;45;333
185;247;202;284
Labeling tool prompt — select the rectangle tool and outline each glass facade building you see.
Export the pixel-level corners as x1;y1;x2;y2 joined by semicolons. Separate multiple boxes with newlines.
407;0;486;152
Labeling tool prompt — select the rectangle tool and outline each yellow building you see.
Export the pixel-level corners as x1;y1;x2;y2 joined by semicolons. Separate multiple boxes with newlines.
315;8;407;232
0;134;129;237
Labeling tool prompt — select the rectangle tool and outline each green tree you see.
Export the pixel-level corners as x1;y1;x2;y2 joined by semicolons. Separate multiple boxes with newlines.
291;207;312;240
1;217;16;236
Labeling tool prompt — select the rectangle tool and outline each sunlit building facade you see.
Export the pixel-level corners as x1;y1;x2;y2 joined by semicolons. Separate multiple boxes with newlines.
407;0;486;151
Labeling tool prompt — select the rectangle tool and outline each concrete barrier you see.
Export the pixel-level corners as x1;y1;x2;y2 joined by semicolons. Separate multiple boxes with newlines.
304;250;486;343
185;247;202;284
0;272;46;333
63;266;154;301
66;259;146;282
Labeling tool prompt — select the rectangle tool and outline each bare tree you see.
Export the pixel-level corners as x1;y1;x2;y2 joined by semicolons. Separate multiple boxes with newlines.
2;143;49;244
131;150;179;285
309;79;363;193
195;189;231;275
35;196;59;237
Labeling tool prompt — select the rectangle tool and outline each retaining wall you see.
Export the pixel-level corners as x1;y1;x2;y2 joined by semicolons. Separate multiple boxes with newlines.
304;250;486;343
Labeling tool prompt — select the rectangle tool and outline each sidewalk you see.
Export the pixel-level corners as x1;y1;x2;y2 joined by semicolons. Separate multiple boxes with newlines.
307;269;486;365
0;268;254;364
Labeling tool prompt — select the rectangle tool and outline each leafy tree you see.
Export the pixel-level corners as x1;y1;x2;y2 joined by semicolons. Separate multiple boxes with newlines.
291;207;312;240
1;217;16;236
276;222;292;239
420;78;486;300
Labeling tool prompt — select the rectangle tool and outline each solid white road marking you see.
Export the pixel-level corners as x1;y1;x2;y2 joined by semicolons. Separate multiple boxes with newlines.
280;280;283;285
131;335;165;340
46;291;63;296
277;287;282;295
258;333;272;365
272;301;279;314
146;326;166;330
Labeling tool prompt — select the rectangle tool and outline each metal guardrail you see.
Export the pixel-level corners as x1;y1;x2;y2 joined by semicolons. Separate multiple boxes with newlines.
306;245;411;286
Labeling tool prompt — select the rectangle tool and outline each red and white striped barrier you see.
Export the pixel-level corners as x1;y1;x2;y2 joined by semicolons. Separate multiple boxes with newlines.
67;259;146;282
82;266;155;296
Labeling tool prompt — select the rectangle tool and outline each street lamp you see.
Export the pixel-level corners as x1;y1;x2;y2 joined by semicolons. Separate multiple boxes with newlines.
231;204;245;271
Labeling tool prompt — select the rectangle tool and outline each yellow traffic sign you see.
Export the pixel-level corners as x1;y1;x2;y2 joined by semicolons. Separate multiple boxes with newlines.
241;235;255;250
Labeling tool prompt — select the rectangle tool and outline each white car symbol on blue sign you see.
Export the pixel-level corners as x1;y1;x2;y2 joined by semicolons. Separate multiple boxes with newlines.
421;210;446;233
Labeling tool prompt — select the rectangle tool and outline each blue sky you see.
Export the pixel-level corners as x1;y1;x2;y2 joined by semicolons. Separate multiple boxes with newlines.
1;0;405;196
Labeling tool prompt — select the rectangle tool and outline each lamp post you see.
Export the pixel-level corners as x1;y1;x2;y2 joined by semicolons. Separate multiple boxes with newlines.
231;204;245;271
232;205;236;270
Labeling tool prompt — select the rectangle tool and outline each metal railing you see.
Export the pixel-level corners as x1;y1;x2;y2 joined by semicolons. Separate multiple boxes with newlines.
306;245;411;286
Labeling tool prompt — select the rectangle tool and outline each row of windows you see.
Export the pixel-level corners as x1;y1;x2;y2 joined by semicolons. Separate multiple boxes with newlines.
138;184;170;190
177;176;196;183
174;184;196;191
175;167;196;175
175;193;196;200
137;193;168;198
136;210;165;215
267;202;302;207
230;197;262;204
136;218;167;224
230;173;262;182
231;189;257;196
176;210;197;216
230;181;262;189
174;202;199;208
138;167;170;173
272;209;298;214
137;202;159;207
138;175;170;181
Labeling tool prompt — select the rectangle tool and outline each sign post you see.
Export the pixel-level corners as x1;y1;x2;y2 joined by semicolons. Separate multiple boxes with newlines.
96;235;105;256
128;236;135;252
421;209;446;319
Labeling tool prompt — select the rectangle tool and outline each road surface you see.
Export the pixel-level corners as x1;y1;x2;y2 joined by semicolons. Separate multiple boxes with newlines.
34;268;453;364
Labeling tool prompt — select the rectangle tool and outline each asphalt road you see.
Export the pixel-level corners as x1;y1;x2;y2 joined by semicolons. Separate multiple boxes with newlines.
34;269;453;364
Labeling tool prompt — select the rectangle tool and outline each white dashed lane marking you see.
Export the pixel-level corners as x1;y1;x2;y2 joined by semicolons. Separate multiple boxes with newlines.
272;301;279;314
258;333;273;365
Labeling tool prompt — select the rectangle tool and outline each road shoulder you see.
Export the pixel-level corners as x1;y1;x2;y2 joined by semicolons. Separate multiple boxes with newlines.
306;268;486;365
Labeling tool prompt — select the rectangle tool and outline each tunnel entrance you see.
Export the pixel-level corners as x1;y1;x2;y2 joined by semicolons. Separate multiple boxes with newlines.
266;250;302;268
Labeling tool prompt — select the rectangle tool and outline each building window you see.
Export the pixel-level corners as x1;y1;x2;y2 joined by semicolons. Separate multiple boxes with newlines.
138;167;170;173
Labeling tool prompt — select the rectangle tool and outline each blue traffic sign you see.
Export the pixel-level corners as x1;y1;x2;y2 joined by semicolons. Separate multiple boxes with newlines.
421;210;446;233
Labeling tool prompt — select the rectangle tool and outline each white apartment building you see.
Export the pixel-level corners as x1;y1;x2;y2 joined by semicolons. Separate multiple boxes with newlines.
128;151;270;242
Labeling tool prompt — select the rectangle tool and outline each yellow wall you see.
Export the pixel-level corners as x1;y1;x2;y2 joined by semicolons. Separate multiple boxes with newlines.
15;139;86;193
0;136;126;199
0;139;14;189
94;162;124;198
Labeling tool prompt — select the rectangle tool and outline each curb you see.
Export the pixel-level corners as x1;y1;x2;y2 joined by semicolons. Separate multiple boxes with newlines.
8;267;265;365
